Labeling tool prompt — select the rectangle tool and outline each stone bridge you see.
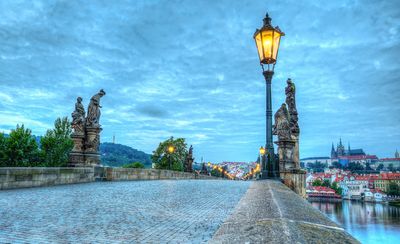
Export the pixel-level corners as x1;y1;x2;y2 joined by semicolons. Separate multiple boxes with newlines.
0;172;359;243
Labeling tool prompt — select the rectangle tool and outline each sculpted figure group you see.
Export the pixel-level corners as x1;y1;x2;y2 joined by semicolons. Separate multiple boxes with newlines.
69;89;106;166
273;78;300;170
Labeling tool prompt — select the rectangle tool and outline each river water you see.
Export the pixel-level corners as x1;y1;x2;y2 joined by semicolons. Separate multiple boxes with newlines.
311;201;400;244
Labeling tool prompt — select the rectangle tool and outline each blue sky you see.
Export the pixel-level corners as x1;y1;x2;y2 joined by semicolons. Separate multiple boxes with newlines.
0;0;399;162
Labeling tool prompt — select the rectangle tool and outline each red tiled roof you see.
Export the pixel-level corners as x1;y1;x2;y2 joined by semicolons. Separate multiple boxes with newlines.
379;158;400;162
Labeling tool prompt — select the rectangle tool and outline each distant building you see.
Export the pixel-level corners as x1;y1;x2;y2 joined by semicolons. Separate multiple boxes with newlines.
331;138;366;158
395;149;400;158
377;158;400;169
300;157;332;168
373;173;400;193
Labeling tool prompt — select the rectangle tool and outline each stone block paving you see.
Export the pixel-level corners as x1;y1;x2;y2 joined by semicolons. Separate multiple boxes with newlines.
0;180;250;243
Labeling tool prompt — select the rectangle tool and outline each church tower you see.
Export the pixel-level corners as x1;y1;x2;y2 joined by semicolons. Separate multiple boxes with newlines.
337;138;345;157
396;149;399;158
347;143;351;156
331;143;336;158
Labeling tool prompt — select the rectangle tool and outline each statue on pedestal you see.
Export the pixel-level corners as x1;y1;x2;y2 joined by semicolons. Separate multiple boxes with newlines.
273;103;291;141
184;145;194;173
285;79;300;168
86;89;106;128
285;78;299;135
69;89;106;167
71;97;85;135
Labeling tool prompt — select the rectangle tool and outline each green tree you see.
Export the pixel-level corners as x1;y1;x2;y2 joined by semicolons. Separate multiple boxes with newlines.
312;179;322;187
0;133;7;166
4;124;39;167
122;162;145;168
40;117;73;167
388;163;395;172
331;161;342;169
377;163;384;171
331;181;343;195
322;179;331;188
387;182;400;196
151;137;187;171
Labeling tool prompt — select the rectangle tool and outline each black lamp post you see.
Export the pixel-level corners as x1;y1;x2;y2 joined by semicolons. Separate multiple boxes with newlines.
167;145;175;170
254;13;284;178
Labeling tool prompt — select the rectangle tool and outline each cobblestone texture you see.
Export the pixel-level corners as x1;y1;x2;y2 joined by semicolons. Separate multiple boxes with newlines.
0;180;250;243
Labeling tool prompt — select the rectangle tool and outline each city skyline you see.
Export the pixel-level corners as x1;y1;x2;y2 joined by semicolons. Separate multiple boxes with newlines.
0;0;399;162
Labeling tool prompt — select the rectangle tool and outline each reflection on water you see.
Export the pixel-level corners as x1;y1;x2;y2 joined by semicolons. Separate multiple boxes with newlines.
311;201;400;244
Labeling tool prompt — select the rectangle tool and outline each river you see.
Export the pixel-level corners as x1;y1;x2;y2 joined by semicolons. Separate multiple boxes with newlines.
310;201;400;244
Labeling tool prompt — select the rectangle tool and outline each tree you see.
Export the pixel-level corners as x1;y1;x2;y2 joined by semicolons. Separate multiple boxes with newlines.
40;117;73;167
312;179;322;187
4;124;39;167
122;162;145;168
0;133;7;166
345;162;364;172
322;179;331;188
151;137;187;171
331;181;343;195
365;162;372;171
388;163;395;172
377;163;384;171
387;182;400;196
331;161;342;169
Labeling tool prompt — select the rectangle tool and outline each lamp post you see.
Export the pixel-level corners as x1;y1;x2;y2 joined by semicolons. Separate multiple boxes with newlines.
167;145;175;170
254;13;284;178
259;146;267;178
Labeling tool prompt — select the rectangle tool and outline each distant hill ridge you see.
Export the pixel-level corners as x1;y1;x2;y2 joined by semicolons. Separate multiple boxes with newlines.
100;142;152;168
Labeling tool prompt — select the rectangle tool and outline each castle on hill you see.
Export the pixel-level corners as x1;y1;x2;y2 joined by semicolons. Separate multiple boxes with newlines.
331;138;366;159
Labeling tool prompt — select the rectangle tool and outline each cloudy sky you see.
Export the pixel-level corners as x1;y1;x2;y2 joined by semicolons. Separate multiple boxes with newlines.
0;0;399;162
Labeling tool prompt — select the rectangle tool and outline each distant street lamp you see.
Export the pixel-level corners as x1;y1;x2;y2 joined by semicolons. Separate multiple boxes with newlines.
167;145;175;169
254;13;284;178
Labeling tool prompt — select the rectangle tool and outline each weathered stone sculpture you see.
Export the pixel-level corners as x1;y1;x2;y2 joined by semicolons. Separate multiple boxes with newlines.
285;79;300;168
69;97;86;166
273;103;291;141
184;145;194;173
69;89;106;167
71;97;86;135
273;78;305;197
86;89;106;128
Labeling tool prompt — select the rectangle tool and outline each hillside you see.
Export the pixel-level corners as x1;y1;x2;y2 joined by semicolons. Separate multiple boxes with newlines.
100;142;152;168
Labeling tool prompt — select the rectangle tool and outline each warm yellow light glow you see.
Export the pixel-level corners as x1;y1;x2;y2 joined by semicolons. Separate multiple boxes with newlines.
207;162;211;166
259;147;265;155
167;146;175;154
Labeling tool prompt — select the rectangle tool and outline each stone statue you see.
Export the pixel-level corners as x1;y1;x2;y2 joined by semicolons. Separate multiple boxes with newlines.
184;145;194;173
86;89;106;127
285;78;299;135
273;103;291;141
71;97;85;135
188;145;193;157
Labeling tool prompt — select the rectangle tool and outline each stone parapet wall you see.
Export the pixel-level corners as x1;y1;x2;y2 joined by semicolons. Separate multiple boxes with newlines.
0;167;220;190
0;167;94;190
104;168;219;181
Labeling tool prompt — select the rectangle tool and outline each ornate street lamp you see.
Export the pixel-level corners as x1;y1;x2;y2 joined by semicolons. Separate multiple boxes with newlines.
167;145;175;169
254;13;284;178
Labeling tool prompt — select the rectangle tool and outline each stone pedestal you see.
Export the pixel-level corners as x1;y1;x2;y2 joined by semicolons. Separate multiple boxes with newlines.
85;126;102;166
68;133;85;167
185;158;194;173
291;134;300;169
275;139;295;171
280;169;306;198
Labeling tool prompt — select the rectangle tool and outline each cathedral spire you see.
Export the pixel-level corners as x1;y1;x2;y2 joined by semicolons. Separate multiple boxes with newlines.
396;149;400;158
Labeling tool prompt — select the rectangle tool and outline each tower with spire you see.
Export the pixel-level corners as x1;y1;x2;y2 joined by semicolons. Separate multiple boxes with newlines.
396;149;400;158
331;143;337;158
336;138;345;157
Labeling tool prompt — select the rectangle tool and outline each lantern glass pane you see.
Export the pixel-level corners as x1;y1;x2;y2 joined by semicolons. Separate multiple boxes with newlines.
261;30;273;61
255;32;263;62
272;31;281;61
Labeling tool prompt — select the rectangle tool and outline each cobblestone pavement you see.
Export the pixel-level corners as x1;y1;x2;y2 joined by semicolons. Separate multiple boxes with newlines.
0;180;250;243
